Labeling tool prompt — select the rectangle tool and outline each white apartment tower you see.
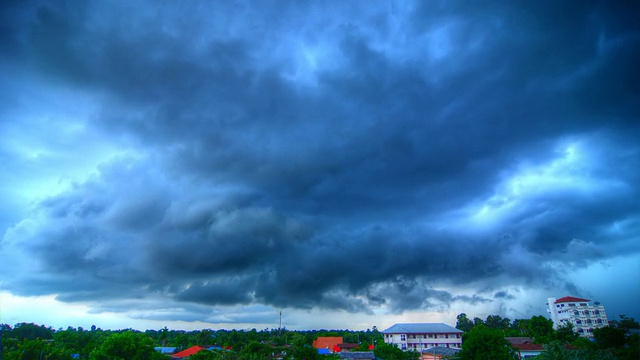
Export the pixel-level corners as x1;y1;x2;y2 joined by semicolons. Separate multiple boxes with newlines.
546;296;609;337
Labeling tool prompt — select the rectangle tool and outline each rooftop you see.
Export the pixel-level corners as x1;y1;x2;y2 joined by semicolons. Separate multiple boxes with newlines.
312;336;343;350
381;323;462;334
422;346;461;356
172;346;205;358
555;296;591;303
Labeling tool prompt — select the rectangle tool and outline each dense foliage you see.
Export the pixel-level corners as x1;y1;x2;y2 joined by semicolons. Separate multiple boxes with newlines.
456;313;639;360
459;325;518;360
2;314;637;360
1;323;383;360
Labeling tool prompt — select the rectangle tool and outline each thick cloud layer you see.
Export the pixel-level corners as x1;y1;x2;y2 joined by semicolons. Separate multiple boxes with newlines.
1;0;639;326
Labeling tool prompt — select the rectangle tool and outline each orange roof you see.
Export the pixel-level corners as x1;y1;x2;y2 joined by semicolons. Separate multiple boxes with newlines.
313;337;343;350
172;346;206;358
555;296;590;303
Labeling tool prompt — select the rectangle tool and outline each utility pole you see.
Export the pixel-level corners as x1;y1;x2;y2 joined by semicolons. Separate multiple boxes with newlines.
279;310;282;337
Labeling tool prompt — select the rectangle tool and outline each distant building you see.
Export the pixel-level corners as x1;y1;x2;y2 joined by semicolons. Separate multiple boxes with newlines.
381;323;463;351
506;337;575;359
546;296;609;337
420;346;461;360
171;345;207;358
505;337;544;359
313;337;343;353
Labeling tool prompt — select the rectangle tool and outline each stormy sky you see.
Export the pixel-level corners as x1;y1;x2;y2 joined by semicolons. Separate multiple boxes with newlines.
1;1;639;330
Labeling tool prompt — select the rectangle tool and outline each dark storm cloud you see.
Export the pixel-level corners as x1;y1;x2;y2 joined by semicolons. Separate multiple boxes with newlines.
1;0;639;322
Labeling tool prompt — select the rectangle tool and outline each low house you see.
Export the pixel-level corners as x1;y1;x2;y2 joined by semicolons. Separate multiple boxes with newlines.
421;346;461;360
506;337;543;359
510;343;545;359
313;337;344;353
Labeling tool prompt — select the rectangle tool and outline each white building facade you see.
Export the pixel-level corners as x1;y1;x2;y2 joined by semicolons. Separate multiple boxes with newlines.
381;323;463;351
546;296;609;337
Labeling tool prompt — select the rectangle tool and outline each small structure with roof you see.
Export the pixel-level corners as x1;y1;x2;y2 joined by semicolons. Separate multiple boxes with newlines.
505;338;544;359
171;345;207;359
421;346;461;360
313;337;344;353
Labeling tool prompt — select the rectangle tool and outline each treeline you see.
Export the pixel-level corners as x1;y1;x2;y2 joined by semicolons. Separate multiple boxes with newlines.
2;314;637;360
1;323;412;360
455;313;639;360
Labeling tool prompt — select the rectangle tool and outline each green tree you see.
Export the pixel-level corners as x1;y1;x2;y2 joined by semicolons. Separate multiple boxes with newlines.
534;341;571;360
528;316;554;344
534;340;616;360
89;331;165;360
459;325;518;360
373;342;418;360
238;341;274;360
291;344;319;360
456;313;474;332
486;315;511;330
592;326;625;349
553;323;579;344
609;315;639;334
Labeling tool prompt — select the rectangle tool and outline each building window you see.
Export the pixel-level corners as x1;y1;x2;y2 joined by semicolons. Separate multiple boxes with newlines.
594;310;600;315
401;344;406;350
569;304;575;307
400;334;406;341
574;311;579;315
428;334;434;338
576;320;582;325
580;303;587;306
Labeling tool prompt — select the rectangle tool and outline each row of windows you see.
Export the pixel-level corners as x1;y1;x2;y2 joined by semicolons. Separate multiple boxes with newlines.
575;319;603;325
556;302;589;308
558;309;603;316
401;343;461;350
397;334;461;341
573;310;601;316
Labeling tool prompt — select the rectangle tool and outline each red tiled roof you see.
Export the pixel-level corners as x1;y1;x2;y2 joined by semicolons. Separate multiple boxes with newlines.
313;337;343;350
172;346;206;358
512;343;545;351
555;296;590;303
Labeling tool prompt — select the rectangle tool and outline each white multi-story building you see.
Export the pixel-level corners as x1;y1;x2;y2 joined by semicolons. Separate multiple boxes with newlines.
546;296;609;337
381;323;463;351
